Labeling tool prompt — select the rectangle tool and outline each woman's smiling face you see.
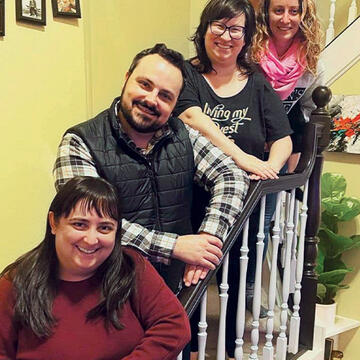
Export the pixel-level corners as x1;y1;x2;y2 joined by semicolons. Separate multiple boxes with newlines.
268;0;301;51
49;201;117;281
204;14;246;67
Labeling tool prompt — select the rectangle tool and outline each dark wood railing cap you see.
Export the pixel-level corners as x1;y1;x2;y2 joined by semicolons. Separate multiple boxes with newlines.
312;86;332;115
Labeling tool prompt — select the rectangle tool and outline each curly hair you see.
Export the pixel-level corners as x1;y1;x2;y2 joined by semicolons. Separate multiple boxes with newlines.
252;0;323;75
190;0;256;74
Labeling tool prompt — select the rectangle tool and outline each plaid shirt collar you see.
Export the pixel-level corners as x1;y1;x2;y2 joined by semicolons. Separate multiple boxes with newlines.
114;100;171;156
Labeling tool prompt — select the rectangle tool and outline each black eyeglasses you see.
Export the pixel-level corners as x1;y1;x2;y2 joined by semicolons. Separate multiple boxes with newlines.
209;21;245;40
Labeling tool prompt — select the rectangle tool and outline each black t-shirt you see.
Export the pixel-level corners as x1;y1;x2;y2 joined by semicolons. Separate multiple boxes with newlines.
174;61;292;160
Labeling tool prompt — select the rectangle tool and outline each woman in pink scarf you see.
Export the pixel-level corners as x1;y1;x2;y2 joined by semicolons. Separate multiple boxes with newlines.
252;0;324;170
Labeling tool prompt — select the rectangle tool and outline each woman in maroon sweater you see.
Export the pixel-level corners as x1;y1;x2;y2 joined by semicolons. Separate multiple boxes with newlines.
0;176;190;360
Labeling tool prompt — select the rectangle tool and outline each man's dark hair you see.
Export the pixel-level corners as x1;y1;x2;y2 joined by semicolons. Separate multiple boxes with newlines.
127;43;186;93
191;0;256;74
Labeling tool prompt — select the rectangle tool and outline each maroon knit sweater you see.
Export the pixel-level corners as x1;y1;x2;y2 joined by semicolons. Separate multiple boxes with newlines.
0;249;190;360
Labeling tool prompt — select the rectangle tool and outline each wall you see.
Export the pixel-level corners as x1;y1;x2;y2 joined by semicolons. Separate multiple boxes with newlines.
0;0;191;271
85;0;191;115
324;60;360;358
0;0;88;270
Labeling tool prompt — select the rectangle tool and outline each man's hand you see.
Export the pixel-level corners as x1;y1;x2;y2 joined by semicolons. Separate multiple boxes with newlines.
172;233;223;269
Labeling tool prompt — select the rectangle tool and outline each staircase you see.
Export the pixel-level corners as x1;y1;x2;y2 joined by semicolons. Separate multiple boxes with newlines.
318;0;360;86
176;3;360;359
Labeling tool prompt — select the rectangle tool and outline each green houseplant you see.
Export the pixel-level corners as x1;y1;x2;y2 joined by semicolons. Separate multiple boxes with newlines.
316;173;360;304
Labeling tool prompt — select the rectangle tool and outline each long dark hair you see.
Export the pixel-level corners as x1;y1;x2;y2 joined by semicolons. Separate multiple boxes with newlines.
1;176;136;338
191;0;256;74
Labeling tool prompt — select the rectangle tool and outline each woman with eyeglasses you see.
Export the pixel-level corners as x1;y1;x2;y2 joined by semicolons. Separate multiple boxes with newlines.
173;0;292;358
0;177;190;360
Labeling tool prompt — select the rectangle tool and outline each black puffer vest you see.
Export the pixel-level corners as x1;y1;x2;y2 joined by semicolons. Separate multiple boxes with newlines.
67;98;195;292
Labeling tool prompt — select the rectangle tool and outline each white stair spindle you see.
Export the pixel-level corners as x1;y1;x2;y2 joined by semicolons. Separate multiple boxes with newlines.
263;193;282;360
234;219;250;360
280;192;289;268
326;0;336;44
288;181;309;354
289;199;300;294
217;253;229;360
348;0;357;25
276;189;295;360
249;196;266;360
198;291;208;360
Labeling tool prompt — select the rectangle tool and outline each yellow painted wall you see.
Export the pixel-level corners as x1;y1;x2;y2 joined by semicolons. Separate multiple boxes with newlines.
0;0;190;271
324;60;360;357
86;1;191;115
0;1;87;270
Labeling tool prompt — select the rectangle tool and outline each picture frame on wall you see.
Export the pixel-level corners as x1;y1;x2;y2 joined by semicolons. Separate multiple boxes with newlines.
51;0;81;18
0;0;4;36
16;0;46;25
328;95;360;154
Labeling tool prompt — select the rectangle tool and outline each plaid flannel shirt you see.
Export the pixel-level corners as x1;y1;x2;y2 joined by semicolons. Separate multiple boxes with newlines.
54;118;249;265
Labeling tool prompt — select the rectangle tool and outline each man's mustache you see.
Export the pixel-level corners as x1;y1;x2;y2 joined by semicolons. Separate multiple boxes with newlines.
133;100;161;117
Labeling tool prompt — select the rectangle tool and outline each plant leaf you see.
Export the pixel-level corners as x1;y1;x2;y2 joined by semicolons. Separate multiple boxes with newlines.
317;283;326;302
324;256;352;273
319;228;360;258
321;173;346;201
336;197;360;221
315;241;326;274
321;211;338;233
318;269;352;285
326;284;340;304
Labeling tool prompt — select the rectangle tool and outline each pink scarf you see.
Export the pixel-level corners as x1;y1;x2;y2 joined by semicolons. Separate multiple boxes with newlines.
259;38;306;100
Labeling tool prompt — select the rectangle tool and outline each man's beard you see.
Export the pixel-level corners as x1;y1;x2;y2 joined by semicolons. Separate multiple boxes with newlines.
119;94;163;134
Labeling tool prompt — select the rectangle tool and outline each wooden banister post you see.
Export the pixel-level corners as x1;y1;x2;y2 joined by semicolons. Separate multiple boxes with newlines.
299;86;332;348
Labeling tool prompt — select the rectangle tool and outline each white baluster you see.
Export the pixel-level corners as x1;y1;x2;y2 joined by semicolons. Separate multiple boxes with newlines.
217;253;229;360
263;193;282;360
288;182;309;354
198;291;208;360
276;190;295;360
249;196;266;360
280;192;289;268
326;0;336;44
289;199;300;294
234;219;250;360
348;0;358;25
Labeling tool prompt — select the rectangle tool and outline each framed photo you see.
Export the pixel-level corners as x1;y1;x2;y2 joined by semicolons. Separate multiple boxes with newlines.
51;0;81;18
16;0;46;25
0;0;4;36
